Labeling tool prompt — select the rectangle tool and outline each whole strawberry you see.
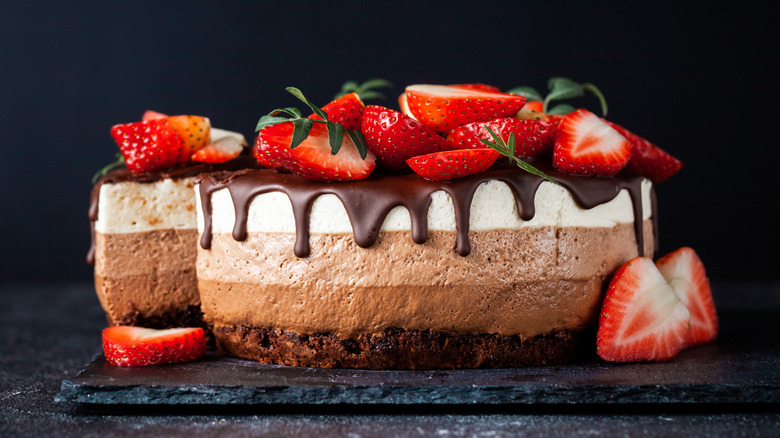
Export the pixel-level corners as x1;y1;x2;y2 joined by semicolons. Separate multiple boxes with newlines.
309;92;365;130
361;105;449;172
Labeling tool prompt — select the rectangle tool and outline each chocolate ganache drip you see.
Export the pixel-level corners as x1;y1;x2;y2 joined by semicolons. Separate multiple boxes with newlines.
197;163;651;258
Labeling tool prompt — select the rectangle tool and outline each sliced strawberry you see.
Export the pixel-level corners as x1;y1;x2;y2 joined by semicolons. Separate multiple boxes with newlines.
523;100;544;112
605;121;683;182
256;121;376;181
407;148;500;181
191;136;244;163
656;247;718;347
111;119;190;173
552;109;631;176
398;93;416;120
451;83;501;93
142;110;168;121
252;135;276;168
597;257;690;363
361;105;449;172
103;326;206;367
445;117;556;158
309;92;365;130
405;84;526;132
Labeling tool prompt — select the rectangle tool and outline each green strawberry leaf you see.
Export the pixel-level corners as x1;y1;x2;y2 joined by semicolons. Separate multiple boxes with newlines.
346;129;368;159
256;115;292;132
290;118;314;149
546;77;585;104
547;103;577;115
506;86;543;101
334;78;393;100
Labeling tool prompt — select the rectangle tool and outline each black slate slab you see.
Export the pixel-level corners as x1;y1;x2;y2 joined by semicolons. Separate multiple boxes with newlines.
56;321;780;405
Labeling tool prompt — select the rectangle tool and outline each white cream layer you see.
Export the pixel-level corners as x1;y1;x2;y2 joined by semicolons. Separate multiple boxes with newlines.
195;179;652;235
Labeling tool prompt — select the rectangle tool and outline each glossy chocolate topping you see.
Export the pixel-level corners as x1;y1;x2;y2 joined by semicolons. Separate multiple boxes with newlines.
198;162;653;258
87;157;257;265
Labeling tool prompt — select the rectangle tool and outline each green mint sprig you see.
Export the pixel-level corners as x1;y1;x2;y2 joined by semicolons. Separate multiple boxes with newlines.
507;77;607;116
91;152;125;184
334;78;393;100
479;126;560;186
255;87;368;159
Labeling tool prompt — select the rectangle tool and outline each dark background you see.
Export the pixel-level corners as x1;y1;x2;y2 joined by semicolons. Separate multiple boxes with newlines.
1;1;777;283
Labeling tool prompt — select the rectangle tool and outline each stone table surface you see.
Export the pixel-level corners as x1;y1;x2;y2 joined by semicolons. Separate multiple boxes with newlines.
2;281;779;437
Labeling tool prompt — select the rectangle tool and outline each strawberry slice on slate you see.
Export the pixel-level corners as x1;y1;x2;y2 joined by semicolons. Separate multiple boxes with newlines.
445;117;556;158
256;121;376;181
103;326;206;367
597;257;691;363
605;121;683;182
361;105;449;172
407;148;500;181
552;109;630;176
656;247;718;347
405;84;526;132
309;92;365;130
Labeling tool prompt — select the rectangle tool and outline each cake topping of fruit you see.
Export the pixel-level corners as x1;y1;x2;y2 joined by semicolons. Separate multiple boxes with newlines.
405;84;526;132
597;248;717;363
479;126;559;184
254;87;374;182
361;105;449;172
446;117;556;158
606;121;683;183
102;326;206;367
553;109;631;177
407;148;500;181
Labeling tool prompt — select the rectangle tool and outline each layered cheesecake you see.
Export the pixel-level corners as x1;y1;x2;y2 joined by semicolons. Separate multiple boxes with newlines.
195;164;655;369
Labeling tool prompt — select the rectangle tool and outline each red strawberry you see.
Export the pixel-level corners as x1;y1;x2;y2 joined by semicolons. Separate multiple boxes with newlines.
309;92;365;130
256;121;376;181
597;257;690;363
398;93;416;119
142;110;168;121
165;115;211;152
451;83;501;93
407;148;500;181
523;100;544;112
405;84;526;132
656;247;718;347
111;119;191;173
606;121;683;182
102;326;206;367
251;135;276;168
552;109;631;176
191;136;244;163
445;117;556;158
361;105;449;172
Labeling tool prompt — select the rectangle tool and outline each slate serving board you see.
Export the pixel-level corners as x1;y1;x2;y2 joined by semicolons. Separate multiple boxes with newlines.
56;331;780;406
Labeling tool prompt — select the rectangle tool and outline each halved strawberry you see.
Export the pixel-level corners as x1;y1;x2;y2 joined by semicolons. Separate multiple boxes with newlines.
656;247;718;347
445;117;556;158
407;148;500;181
597;257;690;362
309;92;365;130
165;115;211;152
405;84;526;132
103;326;206;367
605;121;683;182
256;121;376;181
523;100;544;112
552;109;631;176
191;136;244;163
398;93;416;120
361;105;449;172
142;110;168;121
451;83;502;93
111;119;190;173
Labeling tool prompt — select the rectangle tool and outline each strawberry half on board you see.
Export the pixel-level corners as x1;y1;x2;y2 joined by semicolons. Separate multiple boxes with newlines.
309;92;365;130
407;148;500;181
656;247;718;347
605;121;683;183
102;326;206;367
405;84;526;132
256;121;376;182
552;109;631;176
445;117;556;158
361;105;449;172
597;257;691;363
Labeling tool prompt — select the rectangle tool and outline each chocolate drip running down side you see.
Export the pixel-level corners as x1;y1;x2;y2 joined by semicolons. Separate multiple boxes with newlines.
198;163;650;258
87;157;258;266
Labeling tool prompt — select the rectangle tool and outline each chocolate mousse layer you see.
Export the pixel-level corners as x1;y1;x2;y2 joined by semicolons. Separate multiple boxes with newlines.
94;229;202;327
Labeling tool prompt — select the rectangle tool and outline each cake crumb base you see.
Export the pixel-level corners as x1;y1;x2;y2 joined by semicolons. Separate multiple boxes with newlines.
213;324;591;369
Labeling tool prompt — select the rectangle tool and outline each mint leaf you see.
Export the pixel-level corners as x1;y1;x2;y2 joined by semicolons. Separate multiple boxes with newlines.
334;78;393;100
546;77;585;103
480;125;560;186
269;107;302;118
256;115;291;132
547;103;577;115
346;129;368;159
582;83;608;116
327;121;344;154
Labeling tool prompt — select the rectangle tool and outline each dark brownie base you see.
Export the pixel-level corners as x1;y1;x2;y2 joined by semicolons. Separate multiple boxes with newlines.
213;324;592;369
114;305;214;346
